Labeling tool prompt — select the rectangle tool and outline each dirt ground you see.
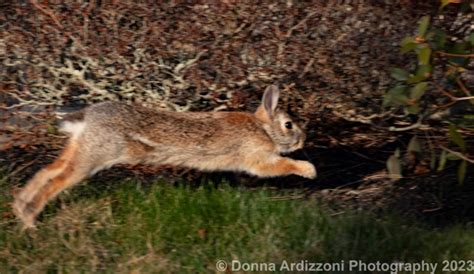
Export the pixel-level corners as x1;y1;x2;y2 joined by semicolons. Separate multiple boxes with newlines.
1;1;473;226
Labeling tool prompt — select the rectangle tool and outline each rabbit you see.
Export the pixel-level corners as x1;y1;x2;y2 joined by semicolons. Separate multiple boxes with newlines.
12;85;317;228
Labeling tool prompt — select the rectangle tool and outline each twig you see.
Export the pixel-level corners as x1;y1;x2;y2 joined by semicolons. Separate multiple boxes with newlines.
440;146;474;164
436;51;474;58
456;77;472;97
422;206;442;213
434;83;458;100
267;194;305;201
349;150;386;164
0;100;55;110
389;119;424;132
29;0;64;30
285;10;318;38
332;110;391;125
455;96;474;101
435;83;474;103
4;159;37;181
277;10;317;62
299;57;315;79
173;49;207;75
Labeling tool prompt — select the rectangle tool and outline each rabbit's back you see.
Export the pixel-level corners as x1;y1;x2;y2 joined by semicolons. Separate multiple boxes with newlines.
61;102;274;170
82;101;269;144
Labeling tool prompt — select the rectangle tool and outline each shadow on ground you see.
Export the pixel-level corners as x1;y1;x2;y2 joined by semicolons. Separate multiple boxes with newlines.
2;135;473;229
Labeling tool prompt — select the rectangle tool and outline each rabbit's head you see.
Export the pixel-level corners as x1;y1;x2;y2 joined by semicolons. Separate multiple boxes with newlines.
255;85;306;154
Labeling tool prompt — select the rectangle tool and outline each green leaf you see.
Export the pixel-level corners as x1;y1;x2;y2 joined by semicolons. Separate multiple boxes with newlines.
407;136;422;154
458;160;467;184
446;153;461;161
430;149;437;170
408;65;432;83
407;75;425;84
410;82;428;100
440;0;463;9
47;124;57;134
449;42;467;54
417;16;430;38
417;45;432;65
387;153;402;180
425;31;435;40
432;29;447;49
470;33;474;46
394;148;401;158
401;36;417;53
390;68;409;81
384;85;409;107
440;0;450;9
440;0;449;9
448;124;466;152
406;105;420;114
437;150;448;171
448;42;469;66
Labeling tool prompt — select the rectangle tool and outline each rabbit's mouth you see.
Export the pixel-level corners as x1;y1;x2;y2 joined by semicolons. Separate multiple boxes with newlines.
292;138;304;151
291;132;305;150
278;139;304;154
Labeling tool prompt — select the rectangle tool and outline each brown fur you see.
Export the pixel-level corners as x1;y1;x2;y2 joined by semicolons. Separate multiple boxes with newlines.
13;141;82;228
62;109;85;122
13;85;316;228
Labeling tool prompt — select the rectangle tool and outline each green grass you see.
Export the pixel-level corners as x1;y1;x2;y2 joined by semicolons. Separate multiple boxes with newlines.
0;177;473;273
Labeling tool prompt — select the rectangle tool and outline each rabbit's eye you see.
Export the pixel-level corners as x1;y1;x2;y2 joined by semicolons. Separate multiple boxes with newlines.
284;121;293;129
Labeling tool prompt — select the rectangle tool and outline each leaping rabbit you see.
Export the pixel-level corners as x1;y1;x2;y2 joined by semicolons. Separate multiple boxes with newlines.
13;85;316;228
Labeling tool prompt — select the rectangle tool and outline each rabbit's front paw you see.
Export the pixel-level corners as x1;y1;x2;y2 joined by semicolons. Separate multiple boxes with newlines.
295;161;317;179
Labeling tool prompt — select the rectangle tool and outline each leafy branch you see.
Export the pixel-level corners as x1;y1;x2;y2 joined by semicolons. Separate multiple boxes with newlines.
384;1;473;183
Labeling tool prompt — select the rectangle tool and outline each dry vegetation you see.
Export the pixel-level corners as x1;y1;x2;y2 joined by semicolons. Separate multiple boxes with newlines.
0;1;473;224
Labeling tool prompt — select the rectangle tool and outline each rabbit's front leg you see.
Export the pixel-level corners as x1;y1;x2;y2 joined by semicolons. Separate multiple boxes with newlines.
250;156;317;179
292;159;317;179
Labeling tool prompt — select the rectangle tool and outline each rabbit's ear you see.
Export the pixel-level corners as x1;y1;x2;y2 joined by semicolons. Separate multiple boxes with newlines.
255;85;280;123
263;85;280;116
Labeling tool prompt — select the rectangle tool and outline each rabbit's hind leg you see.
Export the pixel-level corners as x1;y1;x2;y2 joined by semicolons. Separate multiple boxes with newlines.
13;140;77;207
13;141;92;228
